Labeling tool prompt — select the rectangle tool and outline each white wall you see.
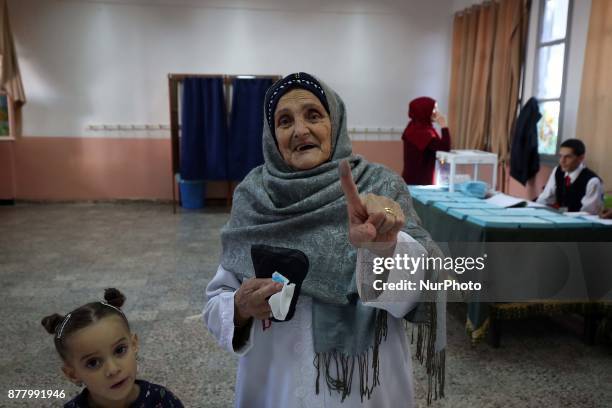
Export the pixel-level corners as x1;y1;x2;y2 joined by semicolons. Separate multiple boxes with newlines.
452;0;479;12
9;0;455;137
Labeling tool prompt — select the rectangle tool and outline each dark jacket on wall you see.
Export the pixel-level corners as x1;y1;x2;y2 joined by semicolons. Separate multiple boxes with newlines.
510;97;541;185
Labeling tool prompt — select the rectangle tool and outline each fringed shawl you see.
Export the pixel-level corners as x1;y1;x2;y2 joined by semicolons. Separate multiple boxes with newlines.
220;74;446;403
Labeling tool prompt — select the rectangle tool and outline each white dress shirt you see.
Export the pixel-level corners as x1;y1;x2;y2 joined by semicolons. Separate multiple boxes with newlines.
535;163;604;214
203;231;425;408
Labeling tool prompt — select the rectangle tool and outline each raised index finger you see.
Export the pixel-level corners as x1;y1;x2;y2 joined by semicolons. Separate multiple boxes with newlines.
339;160;367;218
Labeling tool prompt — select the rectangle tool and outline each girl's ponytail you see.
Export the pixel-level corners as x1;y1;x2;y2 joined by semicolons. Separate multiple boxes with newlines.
41;313;65;335
104;288;126;308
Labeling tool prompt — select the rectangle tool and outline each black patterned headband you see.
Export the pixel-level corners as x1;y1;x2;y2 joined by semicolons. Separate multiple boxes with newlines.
264;72;330;135
56;301;127;339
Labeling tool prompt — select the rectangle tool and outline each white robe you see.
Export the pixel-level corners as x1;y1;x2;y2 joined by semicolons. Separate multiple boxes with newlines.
203;231;426;408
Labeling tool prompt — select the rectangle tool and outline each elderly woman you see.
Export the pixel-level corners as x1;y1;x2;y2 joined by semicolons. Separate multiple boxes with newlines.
204;73;445;407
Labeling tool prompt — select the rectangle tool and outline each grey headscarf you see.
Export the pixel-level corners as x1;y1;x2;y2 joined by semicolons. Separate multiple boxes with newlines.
220;73;445;403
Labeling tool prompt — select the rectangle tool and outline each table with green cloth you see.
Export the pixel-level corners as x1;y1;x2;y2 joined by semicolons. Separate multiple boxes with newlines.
408;186;612;345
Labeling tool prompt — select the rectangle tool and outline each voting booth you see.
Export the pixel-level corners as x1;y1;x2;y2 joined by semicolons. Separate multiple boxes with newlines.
435;149;498;192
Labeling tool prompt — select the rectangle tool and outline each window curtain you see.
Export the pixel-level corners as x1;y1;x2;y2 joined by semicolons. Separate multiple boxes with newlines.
575;0;612;189
448;0;531;188
489;0;531;162
228;78;273;181
0;0;25;106
1;0;25;138
180;77;228;181
449;2;497;152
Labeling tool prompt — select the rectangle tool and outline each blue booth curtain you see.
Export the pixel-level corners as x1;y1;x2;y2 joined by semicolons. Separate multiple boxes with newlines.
228;78;274;181
180;77;228;181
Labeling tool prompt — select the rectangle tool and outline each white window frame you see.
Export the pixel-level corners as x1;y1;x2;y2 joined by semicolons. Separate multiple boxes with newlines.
532;0;573;158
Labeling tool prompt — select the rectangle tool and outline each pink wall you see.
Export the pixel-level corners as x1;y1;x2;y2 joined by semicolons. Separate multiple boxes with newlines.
9;137;173;200
0;142;16;199
353;140;404;175
0;137;557;201
0;138;406;201
506;164;554;200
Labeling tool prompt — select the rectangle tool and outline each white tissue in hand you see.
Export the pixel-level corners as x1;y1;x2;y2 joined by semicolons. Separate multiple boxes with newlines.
268;282;296;320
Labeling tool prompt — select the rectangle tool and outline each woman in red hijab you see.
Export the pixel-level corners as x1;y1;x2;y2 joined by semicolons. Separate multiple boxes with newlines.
401;97;451;185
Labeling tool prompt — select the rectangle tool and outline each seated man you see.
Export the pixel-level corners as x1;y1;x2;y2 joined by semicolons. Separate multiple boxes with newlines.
536;139;603;214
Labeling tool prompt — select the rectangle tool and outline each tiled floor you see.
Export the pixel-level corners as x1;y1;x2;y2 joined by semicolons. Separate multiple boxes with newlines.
0;203;610;407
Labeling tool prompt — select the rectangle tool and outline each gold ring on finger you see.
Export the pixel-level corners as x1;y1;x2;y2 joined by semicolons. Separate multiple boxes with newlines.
384;207;395;217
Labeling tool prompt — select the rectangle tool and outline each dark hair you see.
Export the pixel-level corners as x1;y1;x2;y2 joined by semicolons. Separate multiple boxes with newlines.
41;288;129;360
560;138;585;156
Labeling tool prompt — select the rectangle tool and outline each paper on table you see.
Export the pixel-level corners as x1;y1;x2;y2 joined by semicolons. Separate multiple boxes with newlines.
526;201;548;208
564;211;591;217
484;192;527;208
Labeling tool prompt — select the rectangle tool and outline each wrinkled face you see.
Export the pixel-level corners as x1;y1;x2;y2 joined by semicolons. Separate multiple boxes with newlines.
62;316;139;407
274;89;332;170
558;146;583;173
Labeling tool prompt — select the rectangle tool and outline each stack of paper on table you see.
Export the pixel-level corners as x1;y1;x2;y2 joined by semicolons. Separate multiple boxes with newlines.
484;192;528;208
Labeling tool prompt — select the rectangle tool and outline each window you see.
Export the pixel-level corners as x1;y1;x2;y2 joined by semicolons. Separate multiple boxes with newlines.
533;0;572;155
0;94;10;138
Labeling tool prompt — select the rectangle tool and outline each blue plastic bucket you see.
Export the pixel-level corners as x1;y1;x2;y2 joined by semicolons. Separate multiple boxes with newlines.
179;178;206;209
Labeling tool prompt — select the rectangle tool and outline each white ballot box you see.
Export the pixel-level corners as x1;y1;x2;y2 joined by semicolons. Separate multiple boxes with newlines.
435;150;498;192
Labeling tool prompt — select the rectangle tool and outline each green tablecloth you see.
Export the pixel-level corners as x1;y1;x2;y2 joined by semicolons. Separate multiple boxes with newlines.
413;200;612;242
412;199;612;343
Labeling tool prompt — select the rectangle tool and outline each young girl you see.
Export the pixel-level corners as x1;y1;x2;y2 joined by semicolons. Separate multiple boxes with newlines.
42;288;184;408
